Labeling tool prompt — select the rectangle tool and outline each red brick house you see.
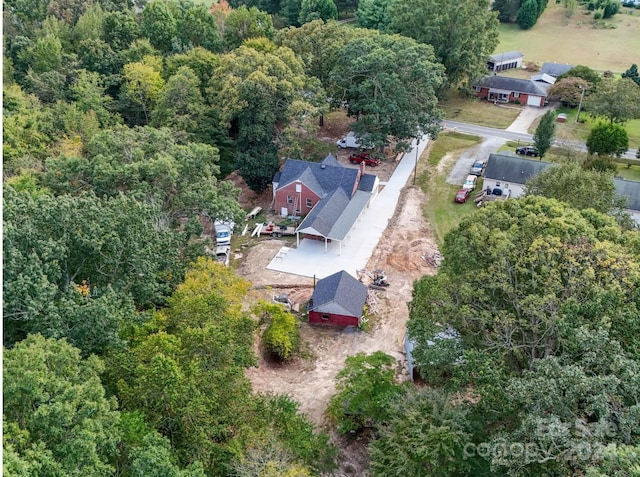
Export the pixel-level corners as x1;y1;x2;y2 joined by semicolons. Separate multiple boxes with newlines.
307;270;368;327
474;75;551;107
272;155;379;252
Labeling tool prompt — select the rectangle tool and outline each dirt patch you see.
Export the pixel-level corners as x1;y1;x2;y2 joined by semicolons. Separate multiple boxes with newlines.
230;111;439;475
239;185;437;476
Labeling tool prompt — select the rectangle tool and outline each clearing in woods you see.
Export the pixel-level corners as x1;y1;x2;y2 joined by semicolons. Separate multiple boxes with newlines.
236;173;439;475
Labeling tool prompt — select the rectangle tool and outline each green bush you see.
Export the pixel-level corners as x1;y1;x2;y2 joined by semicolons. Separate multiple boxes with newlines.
261;304;300;361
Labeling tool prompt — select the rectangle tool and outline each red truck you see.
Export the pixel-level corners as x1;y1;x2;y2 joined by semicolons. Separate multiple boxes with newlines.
349;152;380;167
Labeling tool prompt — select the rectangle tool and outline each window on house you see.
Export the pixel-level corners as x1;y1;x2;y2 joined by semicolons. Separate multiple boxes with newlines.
321;314;330;321
287;195;293;204
306;198;312;208
513;92;520;98
475;86;481;92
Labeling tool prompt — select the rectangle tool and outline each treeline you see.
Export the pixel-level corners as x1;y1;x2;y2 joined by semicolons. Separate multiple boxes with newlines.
492;0;549;28
493;0;621;28
3;0;501;474
327;196;640;476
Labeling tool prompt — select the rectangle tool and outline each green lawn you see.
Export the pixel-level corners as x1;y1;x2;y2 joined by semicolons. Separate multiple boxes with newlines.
616;163;640;181
496;3;640;74
438;95;522;129
419;132;482;244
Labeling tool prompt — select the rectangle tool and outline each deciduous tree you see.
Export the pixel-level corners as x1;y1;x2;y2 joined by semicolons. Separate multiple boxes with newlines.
369;387;473;476
329;33;444;151
121;57;165;124
586;122;629;156
584;77;640;124
356;0;390;30
299;0;338;24
223;5;275;50
3;335;121;476
328;351;405;433
408;196;640;374
525;162;627;216
387;0;499;88
547;77;589;107
208;44;321;191
140;0;177;53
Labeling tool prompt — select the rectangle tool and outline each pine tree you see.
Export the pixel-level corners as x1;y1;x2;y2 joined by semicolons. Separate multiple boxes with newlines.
622;63;640;86
533;110;556;158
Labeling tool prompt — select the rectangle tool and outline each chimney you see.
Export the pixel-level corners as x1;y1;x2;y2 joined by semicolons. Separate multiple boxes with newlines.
360;161;365;175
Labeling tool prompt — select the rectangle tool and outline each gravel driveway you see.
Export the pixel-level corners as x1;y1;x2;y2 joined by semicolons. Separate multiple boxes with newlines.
446;136;506;186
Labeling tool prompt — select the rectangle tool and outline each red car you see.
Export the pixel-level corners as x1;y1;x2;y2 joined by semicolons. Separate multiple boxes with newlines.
454;188;472;203
349;153;380;167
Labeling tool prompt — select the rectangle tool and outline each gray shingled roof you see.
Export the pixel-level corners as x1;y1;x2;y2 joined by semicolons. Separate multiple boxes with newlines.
478;75;551;96
276;159;359;198
321;154;341;167
489;51;523;63
484;153;554;184
308;270;368;318
540;62;573;77
297;188;350;236
614;178;640;211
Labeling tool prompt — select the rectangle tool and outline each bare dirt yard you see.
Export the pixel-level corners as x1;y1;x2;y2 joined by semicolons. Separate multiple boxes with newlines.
226;113;441;475
235;184;438;475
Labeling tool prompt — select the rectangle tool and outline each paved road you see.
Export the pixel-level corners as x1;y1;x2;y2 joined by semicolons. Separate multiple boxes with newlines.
443;120;639;160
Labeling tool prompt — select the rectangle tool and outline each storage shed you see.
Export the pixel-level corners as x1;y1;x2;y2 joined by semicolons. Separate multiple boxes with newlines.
307;270;368;327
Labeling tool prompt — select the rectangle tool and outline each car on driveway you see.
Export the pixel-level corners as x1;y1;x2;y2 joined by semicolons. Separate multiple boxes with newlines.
515;146;539;157
470;160;486;176
349;152;380;167
462;174;477;191
454;188;472;203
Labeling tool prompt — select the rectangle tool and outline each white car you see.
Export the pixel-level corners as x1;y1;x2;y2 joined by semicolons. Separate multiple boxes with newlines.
462;175;477;190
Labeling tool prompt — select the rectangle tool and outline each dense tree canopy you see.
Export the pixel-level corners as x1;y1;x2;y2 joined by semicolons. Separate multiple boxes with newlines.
387;0;499;88
208;44;322;190
525;162;630;221
584;77;640;124
329;32;445;150
409;196;640;373
4;335;121;476
328;352;406;434
3;186;183;351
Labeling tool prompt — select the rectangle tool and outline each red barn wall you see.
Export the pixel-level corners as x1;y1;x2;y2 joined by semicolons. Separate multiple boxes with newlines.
309;311;359;327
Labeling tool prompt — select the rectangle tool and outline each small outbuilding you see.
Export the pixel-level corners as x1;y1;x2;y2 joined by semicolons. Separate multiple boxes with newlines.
487;51;524;73
307;270;368;327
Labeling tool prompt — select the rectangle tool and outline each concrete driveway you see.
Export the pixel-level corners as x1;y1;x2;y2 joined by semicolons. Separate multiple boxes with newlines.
506;105;555;134
265;137;430;279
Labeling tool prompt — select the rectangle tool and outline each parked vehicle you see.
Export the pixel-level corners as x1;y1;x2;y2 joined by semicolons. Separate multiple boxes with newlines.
470;160;486;176
215;245;230;266
214;220;234;245
336;132;369;149
475;186;511;207
372;270;389;287
349;152;380;167
264;222;297;237
515;146;539;157
454;188;472;203
462;175;477;191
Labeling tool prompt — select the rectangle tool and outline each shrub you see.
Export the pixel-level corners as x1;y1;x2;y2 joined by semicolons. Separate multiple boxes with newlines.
261;305;299;361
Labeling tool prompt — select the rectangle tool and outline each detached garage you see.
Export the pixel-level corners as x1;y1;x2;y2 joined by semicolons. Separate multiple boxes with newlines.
307;271;368;327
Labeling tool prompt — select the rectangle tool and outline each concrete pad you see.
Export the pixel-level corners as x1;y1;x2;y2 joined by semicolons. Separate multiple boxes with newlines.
266;136;430;279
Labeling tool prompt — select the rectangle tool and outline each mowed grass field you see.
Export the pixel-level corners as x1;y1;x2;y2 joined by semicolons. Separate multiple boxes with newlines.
496;2;640;73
